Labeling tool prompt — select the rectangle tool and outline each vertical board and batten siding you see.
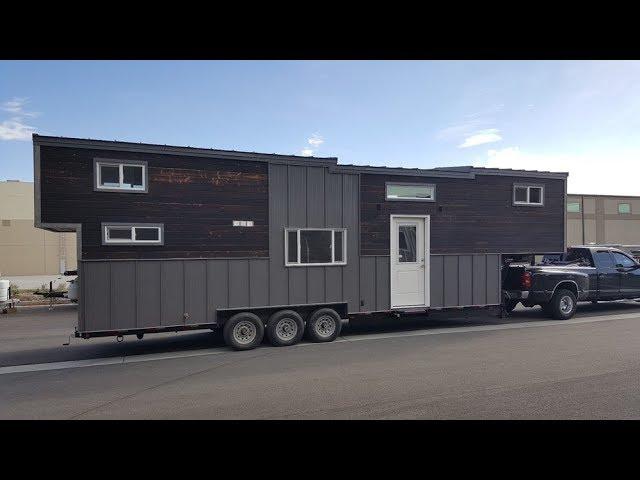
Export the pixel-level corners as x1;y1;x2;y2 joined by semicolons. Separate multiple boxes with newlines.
428;254;501;308
80;258;271;332
268;164;361;313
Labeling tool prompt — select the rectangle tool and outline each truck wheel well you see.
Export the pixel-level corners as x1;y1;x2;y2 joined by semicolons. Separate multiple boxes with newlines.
553;281;578;298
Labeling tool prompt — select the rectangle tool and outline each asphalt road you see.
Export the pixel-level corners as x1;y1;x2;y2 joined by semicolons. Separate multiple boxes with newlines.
2;301;640;419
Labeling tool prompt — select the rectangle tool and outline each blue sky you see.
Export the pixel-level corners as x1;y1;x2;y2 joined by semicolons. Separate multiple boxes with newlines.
2;60;640;194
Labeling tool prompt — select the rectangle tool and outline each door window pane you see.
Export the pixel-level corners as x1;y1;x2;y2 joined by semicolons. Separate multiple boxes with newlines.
398;225;417;263
100;165;120;187
300;230;332;264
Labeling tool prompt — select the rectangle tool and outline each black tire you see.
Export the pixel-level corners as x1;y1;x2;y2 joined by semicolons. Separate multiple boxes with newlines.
223;312;264;351
266;310;304;347
305;308;342;343
548;289;577;320
504;300;519;313
136;333;144;340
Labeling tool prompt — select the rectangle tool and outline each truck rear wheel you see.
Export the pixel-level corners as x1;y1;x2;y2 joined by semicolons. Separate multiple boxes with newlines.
223;312;264;351
306;308;342;343
548;289;577;320
266;310;304;347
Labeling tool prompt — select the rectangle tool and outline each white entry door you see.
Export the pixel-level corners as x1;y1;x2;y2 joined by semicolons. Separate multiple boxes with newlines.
390;215;430;308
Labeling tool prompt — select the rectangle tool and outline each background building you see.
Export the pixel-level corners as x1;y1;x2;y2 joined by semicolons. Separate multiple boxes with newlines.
567;194;640;246
0;180;76;276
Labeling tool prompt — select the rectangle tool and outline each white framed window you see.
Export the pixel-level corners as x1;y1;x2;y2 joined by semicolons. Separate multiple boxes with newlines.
285;228;347;266
386;183;435;202
102;223;163;245
94;159;148;192
513;184;544;206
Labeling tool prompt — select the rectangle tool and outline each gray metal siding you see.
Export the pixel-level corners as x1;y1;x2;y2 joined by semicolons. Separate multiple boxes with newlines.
110;261;136;329
161;261;184;326
137;261;161;328
430;254;502;308
184;260;206;324
82;262;110;331
249;259;269;307
229;260;250;308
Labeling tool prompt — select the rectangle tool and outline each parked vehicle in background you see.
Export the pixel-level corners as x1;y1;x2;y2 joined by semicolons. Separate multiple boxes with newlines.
503;246;640;319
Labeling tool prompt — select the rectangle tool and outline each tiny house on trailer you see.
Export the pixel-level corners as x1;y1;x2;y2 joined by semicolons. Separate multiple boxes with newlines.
33;134;568;350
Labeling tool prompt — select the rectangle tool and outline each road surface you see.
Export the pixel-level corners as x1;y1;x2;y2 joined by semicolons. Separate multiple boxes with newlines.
1;301;640;419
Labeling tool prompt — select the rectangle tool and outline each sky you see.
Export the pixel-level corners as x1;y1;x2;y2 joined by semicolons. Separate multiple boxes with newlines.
1;60;640;195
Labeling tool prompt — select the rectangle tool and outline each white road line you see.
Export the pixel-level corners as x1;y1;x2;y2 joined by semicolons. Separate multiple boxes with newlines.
0;348;226;375
1;311;638;375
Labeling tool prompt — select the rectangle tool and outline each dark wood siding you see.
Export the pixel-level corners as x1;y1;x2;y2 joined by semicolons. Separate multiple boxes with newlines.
361;173;565;255
40;145;268;259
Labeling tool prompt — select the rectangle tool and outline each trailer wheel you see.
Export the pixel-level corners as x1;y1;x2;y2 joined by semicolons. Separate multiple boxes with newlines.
266;310;304;347
548;289;577;320
306;308;342;343
223;312;264;351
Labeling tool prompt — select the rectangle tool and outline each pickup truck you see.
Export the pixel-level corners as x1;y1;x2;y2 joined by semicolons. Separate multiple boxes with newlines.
502;246;640;320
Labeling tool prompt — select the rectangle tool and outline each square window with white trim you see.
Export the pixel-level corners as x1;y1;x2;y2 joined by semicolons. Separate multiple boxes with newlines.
95;160;147;192
285;228;347;266
386;183;435;201
103;224;163;245
513;184;544;206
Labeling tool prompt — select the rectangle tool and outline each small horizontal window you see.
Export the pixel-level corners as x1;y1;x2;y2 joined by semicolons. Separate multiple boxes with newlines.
618;203;631;214
567;202;581;213
285;228;347;266
103;224;163;245
513;185;544;206
386;183;435;201
95;160;147;192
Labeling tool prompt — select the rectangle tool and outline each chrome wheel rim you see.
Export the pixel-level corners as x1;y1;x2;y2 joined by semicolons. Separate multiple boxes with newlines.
559;296;573;314
275;318;298;341
315;315;336;338
233;320;257;345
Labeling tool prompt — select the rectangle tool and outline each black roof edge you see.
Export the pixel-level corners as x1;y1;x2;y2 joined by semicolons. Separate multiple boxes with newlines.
32;134;339;166
33;134;568;179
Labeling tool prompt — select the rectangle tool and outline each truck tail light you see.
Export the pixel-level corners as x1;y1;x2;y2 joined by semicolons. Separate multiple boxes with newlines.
521;271;532;290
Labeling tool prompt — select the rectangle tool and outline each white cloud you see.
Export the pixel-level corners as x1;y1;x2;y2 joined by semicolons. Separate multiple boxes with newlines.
299;133;324;156
458;129;502;148
1;97;39;118
476;146;640;196
0;119;37;141
308;134;323;147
